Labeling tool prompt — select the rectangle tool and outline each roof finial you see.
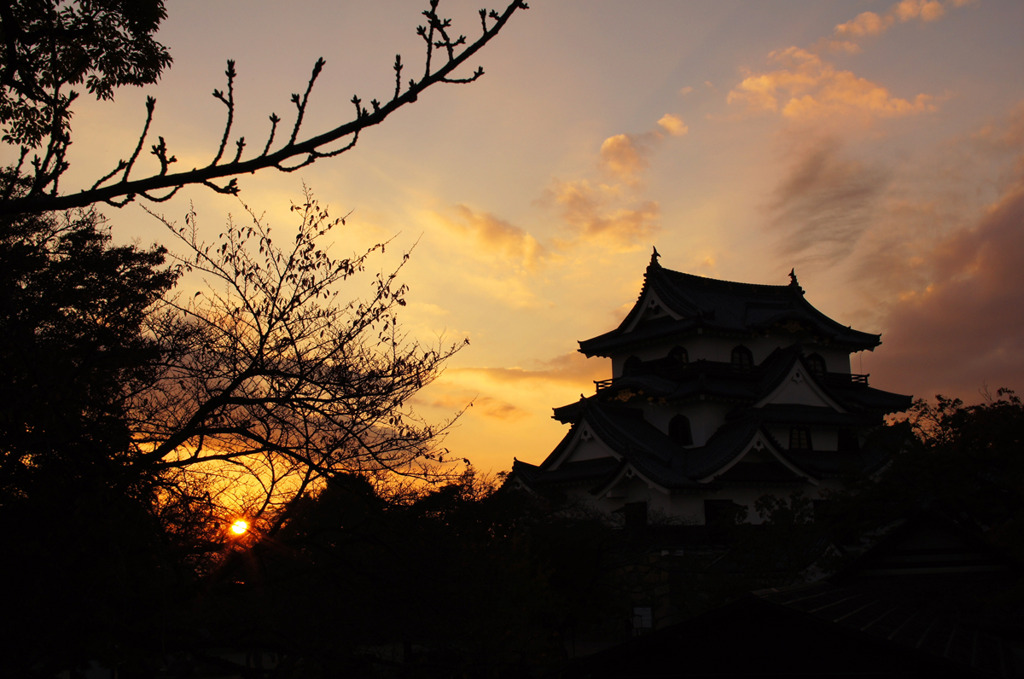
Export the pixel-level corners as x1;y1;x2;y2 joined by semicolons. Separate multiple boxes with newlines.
650;246;661;267
789;268;798;286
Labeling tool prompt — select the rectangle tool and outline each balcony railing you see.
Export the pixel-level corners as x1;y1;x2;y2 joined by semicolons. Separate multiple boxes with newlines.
594;365;870;393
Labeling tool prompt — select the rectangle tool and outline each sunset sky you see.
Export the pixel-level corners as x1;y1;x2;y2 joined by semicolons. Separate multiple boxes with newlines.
25;0;1024;473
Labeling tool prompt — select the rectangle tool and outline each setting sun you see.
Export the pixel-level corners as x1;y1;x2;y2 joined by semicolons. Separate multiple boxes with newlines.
229;519;249;536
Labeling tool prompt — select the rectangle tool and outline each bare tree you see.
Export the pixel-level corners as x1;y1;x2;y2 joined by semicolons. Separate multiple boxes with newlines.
0;0;528;216
132;191;467;527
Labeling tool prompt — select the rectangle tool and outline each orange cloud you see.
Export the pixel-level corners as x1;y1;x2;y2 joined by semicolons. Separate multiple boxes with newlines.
600;133;649;184
441;204;546;269
599;113;688;184
546;179;660;248
428;392;528;421
459;352;608;387
728;47;936;124
894;0;945;22
657;113;689;137
835;11;888;38
828;0;969;51
423;354;608;428
838;104;1024;403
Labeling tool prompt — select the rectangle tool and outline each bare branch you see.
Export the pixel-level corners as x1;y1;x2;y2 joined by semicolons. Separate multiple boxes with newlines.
1;1;528;216
132;191;468;516
288;57;325;146
261;113;281;156
210;60;237;166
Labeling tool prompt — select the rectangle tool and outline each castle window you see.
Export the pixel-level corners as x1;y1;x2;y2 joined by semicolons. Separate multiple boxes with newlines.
789;426;812;451
806;353;826;377
669;414;693;446
731;345;753;372
669;345;688;366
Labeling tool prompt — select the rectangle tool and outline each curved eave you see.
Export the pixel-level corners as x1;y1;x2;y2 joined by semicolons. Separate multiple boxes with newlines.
510;457;622;491
578;259;881;356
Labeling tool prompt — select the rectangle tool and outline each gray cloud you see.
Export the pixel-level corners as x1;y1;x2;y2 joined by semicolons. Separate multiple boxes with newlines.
869;175;1024;401
769;137;892;265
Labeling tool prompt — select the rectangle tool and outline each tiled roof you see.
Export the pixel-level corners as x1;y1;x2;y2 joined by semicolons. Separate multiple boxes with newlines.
580;257;881;356
519;397;891;494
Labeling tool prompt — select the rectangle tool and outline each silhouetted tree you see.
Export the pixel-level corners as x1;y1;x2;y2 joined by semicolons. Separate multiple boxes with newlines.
0;207;180;676
829;389;1024;553
0;1;529;671
0;207;176;497
0;188;476;677
132;191;468;527
199;471;622;677
0;1;171;153
0;0;529;215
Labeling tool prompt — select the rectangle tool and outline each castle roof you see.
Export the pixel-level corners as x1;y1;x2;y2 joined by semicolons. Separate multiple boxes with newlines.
579;252;880;357
513;396;900;496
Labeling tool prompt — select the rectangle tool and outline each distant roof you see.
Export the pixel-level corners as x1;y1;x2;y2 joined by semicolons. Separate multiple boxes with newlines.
579;251;881;357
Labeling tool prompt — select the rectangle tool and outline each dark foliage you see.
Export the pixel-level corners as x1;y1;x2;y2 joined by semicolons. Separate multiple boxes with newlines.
184;475;628;677
0;208;180;676
824;390;1024;555
0;208;176;493
0;0;171;147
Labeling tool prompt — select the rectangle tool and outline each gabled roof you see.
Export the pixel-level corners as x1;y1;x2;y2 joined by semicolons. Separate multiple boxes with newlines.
579;251;881;357
515;397;894;496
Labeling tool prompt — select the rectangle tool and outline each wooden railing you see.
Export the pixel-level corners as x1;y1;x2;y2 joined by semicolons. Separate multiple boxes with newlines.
594;369;870;393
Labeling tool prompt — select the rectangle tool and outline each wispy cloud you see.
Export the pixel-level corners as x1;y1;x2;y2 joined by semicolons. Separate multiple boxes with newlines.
831;103;1024;401
425;353;607;424
600;133;651;184
428;391;529;422
769;136;892;265
459;352;608;387
538;112;691;250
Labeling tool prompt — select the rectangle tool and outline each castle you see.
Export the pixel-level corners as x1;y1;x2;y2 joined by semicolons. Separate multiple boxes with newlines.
511;250;911;527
